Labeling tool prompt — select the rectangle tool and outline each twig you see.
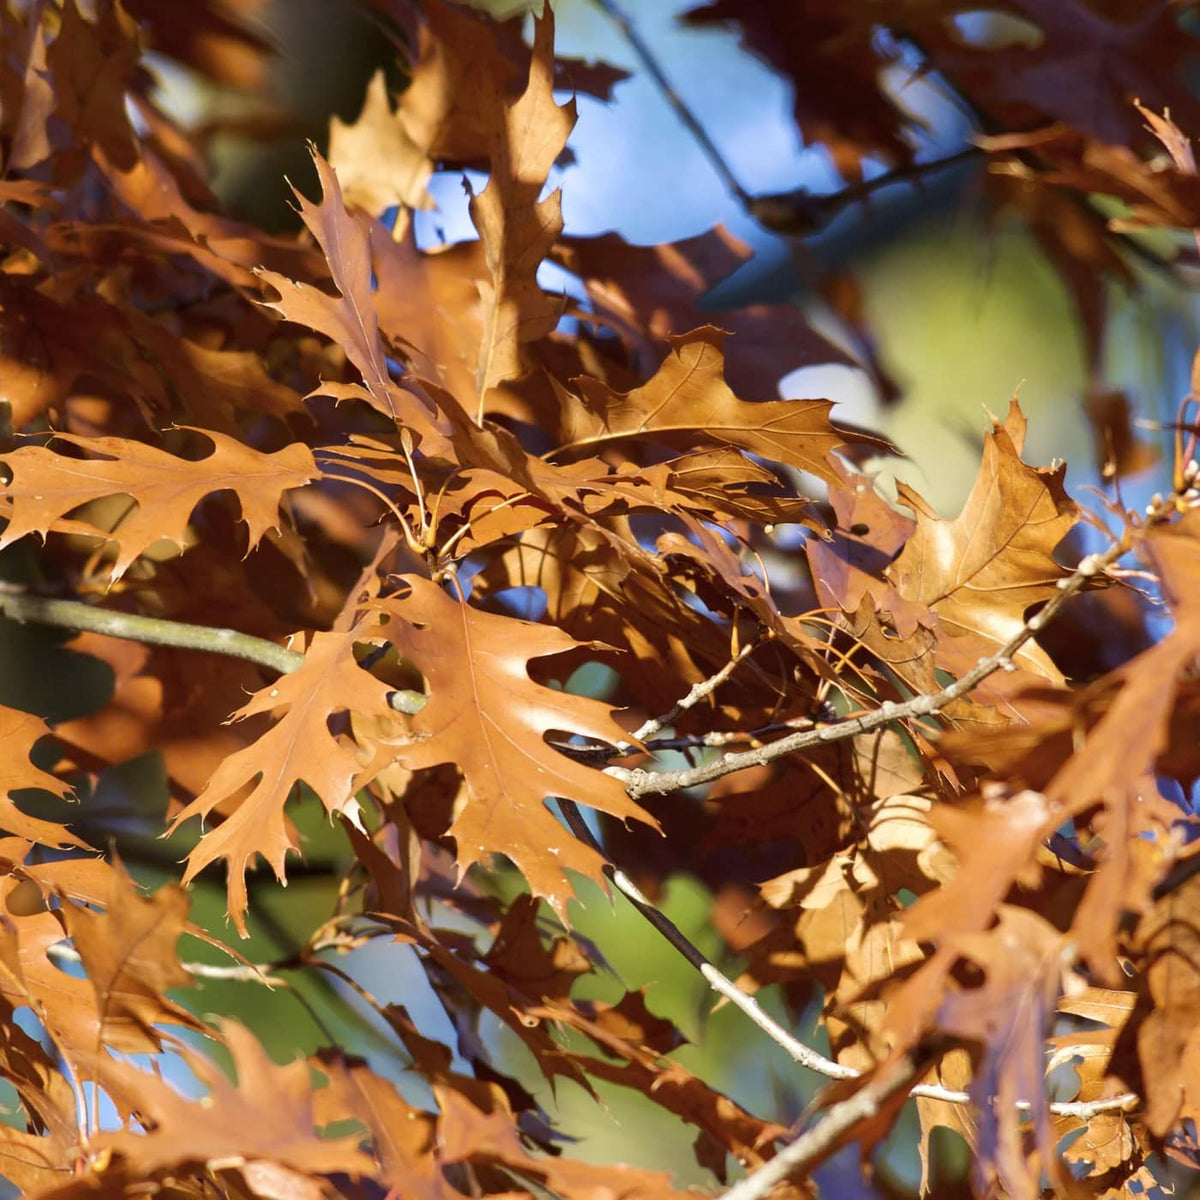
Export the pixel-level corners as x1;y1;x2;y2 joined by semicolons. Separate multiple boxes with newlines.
0;586;425;715
590;0;984;237
748;147;983;235
47;941;279;986
719;1053;927;1200
558;800;856;1078
627;641;758;746
589;0;752;207
607;544;1125;798
557;802;1137;1120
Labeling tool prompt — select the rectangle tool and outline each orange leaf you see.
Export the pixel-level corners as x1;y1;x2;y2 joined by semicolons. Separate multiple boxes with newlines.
877;399;1078;698
169;625;400;934
556;326;863;484
257;150;451;445
328;70;434;219
0;430;317;581
369;576;656;917
97;1019;376;1183
61;859;205;1058
469;7;575;404
0;705;83;849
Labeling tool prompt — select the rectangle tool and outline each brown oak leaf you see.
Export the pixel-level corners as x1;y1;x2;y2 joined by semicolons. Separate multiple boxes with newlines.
96;1019;376;1186
886;400;1077;682
554;326;865;485
61;859;205;1060
169;624;401;934
256;151;452;447
469;7;575;406
0;430;317;581
368;576;656;916
0;705;83;849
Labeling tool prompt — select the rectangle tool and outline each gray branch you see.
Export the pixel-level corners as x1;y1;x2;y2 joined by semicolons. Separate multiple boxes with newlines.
0;586;425;715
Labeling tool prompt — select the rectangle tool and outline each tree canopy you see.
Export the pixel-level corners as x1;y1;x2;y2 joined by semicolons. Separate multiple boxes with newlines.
0;1;1199;1198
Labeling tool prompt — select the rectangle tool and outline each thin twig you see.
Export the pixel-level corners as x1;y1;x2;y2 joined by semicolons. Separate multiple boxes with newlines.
589;0;752;207
628;640;758;746
607;544;1125;798
591;0;984;237
748;147;983;234
559;800;848;1076
47;941;279;986
0;586;425;715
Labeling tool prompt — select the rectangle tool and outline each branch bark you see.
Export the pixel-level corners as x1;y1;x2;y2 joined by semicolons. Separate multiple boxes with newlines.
0;585;425;714
609;544;1123;798
718;1053;928;1200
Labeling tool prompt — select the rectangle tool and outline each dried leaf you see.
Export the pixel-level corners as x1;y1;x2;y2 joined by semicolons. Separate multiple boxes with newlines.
169;623;401;933
0;706;83;849
329;70;434;219
557;326;865;484
0;430;317;582
97;1019;376;1183
369;576;655;917
470;8;575;403
256;150;450;442
887;400;1077;682
61;859;205;1055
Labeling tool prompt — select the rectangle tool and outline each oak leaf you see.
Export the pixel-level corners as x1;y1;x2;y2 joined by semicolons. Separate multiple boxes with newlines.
96;1019;376;1185
0;856;192;1079
45;0;141;171
168;624;401;934
934;907;1066;1200
117;310;306;429
0;430;317;582
555;326;862;485
886;400;1077;682
469;8;575;405
1125;857;1200;1135
311;1051;444;1200
328;69;434;219
0;705;83;850
256;151;451;444
61;859;205;1059
923;0;1200;151
682;0;910;178
369;576;655;916
437;1085;697;1200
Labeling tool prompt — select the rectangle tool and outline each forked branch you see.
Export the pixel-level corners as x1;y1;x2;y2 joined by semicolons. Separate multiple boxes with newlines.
718;1050;933;1200
608;543;1125;798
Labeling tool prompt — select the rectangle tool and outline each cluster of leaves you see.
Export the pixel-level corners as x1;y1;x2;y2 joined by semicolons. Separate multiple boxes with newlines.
1;1;1200;1197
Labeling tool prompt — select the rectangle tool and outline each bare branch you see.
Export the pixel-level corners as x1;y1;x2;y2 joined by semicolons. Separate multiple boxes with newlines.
608;544;1125;798
627;640;759;746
